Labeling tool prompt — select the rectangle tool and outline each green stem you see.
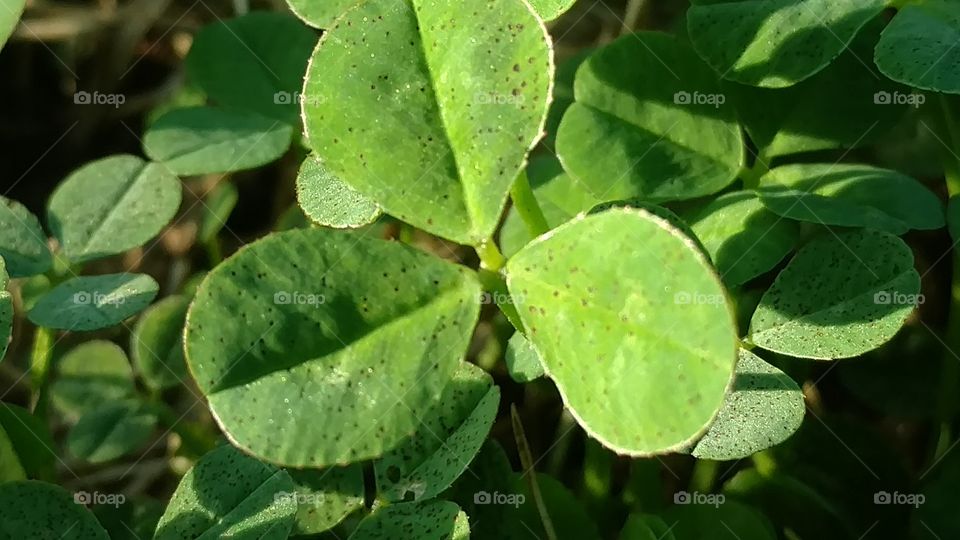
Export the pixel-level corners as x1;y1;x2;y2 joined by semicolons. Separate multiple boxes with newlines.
689;459;718;493
204;238;223;266
29;326;55;416
511;405;558;540
475;239;506;272
510;172;550;238
739;149;770;190
477;268;523;331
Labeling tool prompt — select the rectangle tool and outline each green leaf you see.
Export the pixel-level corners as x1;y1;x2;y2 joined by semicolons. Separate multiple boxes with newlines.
875;1;960;94
687;0;886;88
67;399;157;463
506;209;737;455
757;163;944;235
375;362;499;501
296;156;381;228
287;465;364;535
949;196;960;242
914;448;960;537
689;191;798;287
0;0;25;49
544;48;593;149
184;228;482;467
0;259;11;362
0;481;109;539
619;514;676;540
749;230;920;359
284;0;352;29
348;500;467;540
0;196;52;277
556;32;743;203
92;498;165;540
143;107;293;176
444;440;526;539
47;154;182;264
660;499;776;540
0;403;56;480
0;422;25;482
131;295;190;391
692;349;805;460
198;181;239;244
185;12;318;123
528;0;577;20
515;473;602;540
505;331;545;383
727;20;911;157
28;273;159;331
302;0;553;245
50;340;135;418
500;157;600;257
155;444;297;540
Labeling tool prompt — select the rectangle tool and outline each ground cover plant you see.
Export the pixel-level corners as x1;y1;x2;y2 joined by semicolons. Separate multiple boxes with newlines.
1;0;960;538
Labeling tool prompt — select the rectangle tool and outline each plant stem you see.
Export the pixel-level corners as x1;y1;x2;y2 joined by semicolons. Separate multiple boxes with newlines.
28;326;55;416
477;268;523;330
232;0;249;15
475;239;506;272
937;95;960;459
510;171;550;238
689;459;718;493
511;405;558;540
622;0;646;33
739;149;770;190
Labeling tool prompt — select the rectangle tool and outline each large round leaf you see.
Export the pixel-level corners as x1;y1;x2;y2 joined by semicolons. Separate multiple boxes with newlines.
28;273;159;331
687;0;886;88
689;191;798;287
155;444;297;540
0;481;109;539
296;156;381;228
875;1;960;94
131;295;190;391
67;400;157;463
143;107;293;176
0;258;11;362
185;12;318;123
692;349;805;460
184;228;482;467
302;0;552;245
506;209;738;455
0;0;25;49
287;466;364;535
288;0;575;28
749;230;920;359
0;196;51;277
758;163;944;235
50;340;135;418
556;32;743;204
47;155;182;264
348;500;468;540
375;362;499;501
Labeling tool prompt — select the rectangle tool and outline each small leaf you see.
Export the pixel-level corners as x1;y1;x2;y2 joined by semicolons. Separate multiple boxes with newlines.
287;465;364;535
28;273;159;331
749;230;920;359
757;163;944;235
0;196;52;277
505;332;545;383
143;107;293;176
506;209;737;455
557;32;743;203
660;500;776;540
0;403;56;480
0;258;11;362
66;400;158;463
302;0;553;244
47;155;182;264
184;228;482;467
0;481;109;539
296;156;381;228
347;500;466;540
875;1;960;94
198;181;239;244
155;444;297;540
50;340;135;418
185;12;318;123
375;362;500;501
689;191;798;287
131;295;190;391
687;0;886;88
692;349;805;460
0;0;25;49
0;423;26;482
